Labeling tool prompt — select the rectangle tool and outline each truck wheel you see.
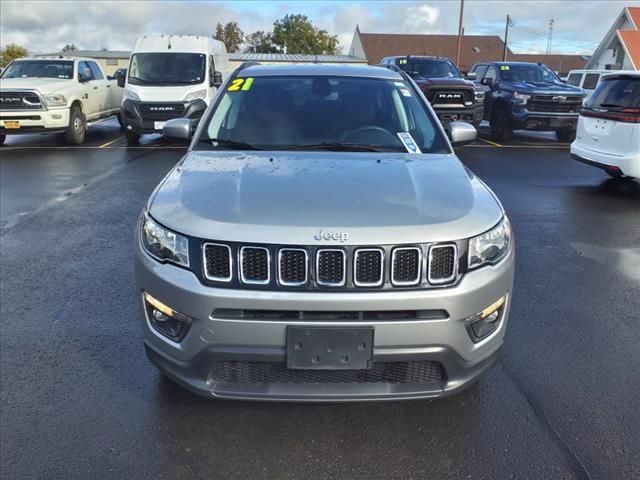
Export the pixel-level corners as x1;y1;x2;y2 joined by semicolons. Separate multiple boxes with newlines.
0;135;5;146
555;129;575;143
490;108;513;141
65;105;86;145
125;128;140;145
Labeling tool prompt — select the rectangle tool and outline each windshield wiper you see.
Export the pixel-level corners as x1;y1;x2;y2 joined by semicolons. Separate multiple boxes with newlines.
278;142;401;152
198;137;261;150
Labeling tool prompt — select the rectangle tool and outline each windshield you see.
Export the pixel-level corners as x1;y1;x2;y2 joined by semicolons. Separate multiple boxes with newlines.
586;76;640;110
1;60;74;79
499;64;561;83
400;59;462;79
128;53;205;86
199;75;449;154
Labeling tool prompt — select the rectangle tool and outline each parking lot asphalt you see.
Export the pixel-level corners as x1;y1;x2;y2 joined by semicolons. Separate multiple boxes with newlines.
1;121;639;480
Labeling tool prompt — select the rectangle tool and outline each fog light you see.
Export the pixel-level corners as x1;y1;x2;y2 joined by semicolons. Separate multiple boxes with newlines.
465;295;506;342
51;114;62;120
143;292;191;341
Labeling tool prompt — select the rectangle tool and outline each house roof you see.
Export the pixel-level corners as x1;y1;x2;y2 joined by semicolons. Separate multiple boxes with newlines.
229;53;367;63
627;6;640;29
357;32;509;71
618;30;640;69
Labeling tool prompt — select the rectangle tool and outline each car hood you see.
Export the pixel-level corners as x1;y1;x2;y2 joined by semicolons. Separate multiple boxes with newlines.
415;77;474;88
501;80;584;95
149;151;504;245
0;77;71;94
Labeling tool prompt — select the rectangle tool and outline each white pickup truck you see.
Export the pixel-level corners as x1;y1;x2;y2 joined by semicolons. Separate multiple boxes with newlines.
0;56;123;145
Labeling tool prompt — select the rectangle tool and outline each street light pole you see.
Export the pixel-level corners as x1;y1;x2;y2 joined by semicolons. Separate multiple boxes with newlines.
455;0;465;68
503;14;511;61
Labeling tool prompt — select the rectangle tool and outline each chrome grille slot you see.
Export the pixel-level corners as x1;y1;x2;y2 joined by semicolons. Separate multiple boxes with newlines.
316;249;346;286
278;248;308;286
0;91;43;110
391;247;422;286
203;243;232;282
428;244;457;284
240;246;270;285
354;249;384;287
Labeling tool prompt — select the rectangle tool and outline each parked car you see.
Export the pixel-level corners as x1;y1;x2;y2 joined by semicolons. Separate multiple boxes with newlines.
470;61;586;142
381;55;483;129
566;69;637;101
571;71;640;179
120;34;230;145
134;63;515;401
0;56;123;145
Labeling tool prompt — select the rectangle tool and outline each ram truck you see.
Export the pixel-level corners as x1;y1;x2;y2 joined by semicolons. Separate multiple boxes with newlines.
470;61;586;142
0;56;123;145
380;56;484;129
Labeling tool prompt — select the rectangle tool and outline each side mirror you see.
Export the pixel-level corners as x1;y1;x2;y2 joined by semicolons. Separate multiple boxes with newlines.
466;72;477;80
117;74;125;88
481;77;494;87
106;75;113;80
211;70;223;88
78;73;91;83
163;118;192;144
448;121;477;147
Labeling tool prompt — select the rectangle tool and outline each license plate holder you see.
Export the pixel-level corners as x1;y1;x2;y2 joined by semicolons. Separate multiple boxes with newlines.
286;326;373;370
4;121;20;129
154;121;166;131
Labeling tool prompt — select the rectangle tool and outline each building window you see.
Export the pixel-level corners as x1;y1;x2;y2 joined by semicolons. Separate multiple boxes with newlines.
106;58;118;65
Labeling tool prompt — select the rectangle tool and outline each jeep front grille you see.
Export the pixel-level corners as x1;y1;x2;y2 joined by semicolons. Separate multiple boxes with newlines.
278;249;308;286
354;249;384;287
391;247;422;286
317;249;346;286
240;247;270;284
210;360;445;385
428;245;457;284
199;242;462;290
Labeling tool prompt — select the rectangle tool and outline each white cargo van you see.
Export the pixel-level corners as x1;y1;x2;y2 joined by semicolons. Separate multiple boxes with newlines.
119;35;230;144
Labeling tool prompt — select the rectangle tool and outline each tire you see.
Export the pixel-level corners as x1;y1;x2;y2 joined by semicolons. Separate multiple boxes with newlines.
555;128;576;143
125;128;140;145
116;112;124;130
0;134;5;146
490;108;513;142
64;104;86;145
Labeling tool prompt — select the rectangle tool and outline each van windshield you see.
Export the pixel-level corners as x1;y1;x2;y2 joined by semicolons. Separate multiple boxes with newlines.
128;53;205;86
1;60;74;79
199;75;449;154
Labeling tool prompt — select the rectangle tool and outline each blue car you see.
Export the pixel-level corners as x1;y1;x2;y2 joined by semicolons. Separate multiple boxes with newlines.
469;62;586;142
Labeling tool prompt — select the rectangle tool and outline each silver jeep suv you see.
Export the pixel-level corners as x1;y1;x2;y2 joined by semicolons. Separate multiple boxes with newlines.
134;63;514;401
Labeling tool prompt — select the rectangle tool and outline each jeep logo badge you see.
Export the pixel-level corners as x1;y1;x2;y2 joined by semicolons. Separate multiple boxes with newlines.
314;230;350;243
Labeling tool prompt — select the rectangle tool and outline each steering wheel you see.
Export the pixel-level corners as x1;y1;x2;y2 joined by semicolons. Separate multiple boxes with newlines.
341;125;396;143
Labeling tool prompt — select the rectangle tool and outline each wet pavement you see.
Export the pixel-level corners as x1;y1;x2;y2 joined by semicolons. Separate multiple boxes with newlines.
1;121;639;479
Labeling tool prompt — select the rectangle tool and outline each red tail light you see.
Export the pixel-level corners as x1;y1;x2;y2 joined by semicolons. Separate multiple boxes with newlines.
581;108;640;123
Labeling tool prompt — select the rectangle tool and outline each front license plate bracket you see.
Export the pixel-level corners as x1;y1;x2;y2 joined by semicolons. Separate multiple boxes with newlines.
286;327;373;370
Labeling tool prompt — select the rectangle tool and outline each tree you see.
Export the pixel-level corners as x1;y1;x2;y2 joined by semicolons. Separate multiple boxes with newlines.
271;14;339;55
215;22;244;53
61;44;77;52
0;43;28;67
244;31;279;54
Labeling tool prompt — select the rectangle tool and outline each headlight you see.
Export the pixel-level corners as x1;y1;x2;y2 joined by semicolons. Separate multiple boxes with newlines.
468;217;511;269
123;90;140;101
474;90;485;103
513;92;531;103
44;94;67;106
184;89;207;102
141;214;189;267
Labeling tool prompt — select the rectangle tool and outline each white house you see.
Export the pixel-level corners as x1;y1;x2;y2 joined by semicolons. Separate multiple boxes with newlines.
586;6;640;70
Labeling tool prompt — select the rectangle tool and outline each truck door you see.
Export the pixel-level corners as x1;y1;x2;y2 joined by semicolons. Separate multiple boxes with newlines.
87;61;112;116
77;61;101;119
480;66;498;118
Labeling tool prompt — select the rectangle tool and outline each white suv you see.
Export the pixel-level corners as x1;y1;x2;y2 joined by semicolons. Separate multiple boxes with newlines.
571;72;640;179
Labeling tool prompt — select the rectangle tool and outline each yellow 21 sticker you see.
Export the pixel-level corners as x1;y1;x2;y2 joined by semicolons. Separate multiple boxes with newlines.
228;77;254;91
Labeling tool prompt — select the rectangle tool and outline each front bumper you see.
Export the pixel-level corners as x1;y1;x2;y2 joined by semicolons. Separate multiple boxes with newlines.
434;104;484;127
121;98;207;134
0;108;70;134
135;240;515;402
512;109;579;131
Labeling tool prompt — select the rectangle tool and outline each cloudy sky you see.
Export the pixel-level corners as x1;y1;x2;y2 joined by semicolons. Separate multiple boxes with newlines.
0;0;633;55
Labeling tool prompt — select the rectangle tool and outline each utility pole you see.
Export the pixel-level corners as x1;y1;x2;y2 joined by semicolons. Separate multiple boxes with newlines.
455;0;465;68
503;14;511;61
546;19;555;54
